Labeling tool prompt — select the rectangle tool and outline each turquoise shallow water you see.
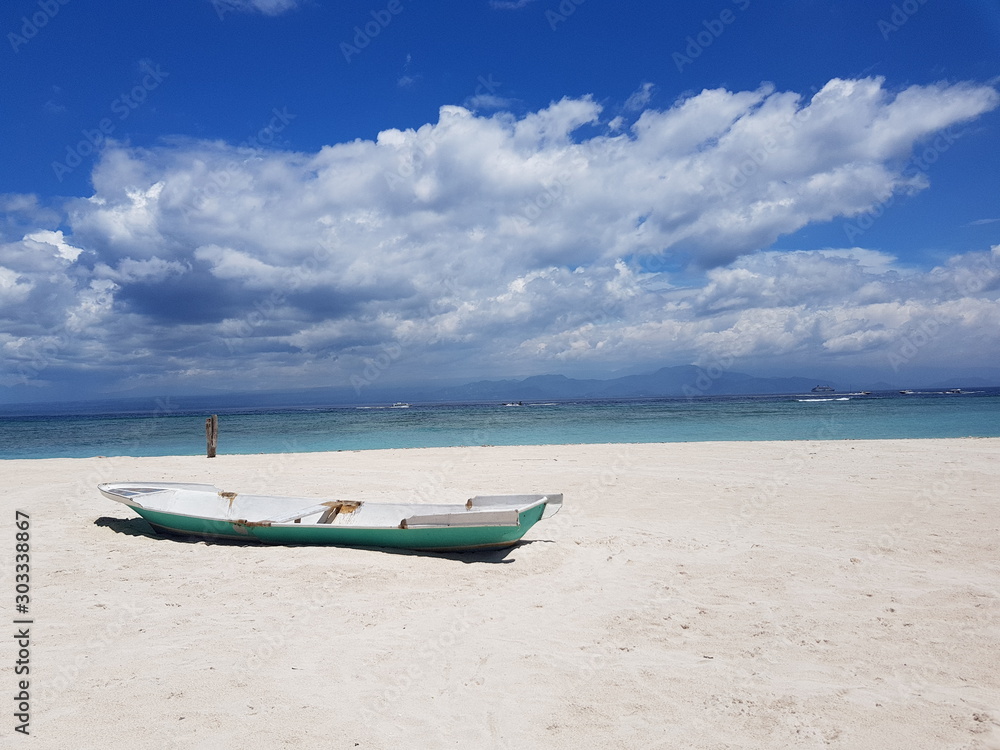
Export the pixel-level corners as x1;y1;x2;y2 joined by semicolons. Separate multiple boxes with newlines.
1;389;998;459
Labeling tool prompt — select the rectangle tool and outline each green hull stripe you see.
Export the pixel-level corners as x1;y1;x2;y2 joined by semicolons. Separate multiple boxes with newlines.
133;503;546;551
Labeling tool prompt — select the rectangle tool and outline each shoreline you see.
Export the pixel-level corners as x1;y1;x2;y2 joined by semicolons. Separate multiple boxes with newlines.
11;438;1000;748
3;433;1000;463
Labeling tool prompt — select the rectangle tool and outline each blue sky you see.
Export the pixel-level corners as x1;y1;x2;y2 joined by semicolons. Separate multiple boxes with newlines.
2;0;1000;403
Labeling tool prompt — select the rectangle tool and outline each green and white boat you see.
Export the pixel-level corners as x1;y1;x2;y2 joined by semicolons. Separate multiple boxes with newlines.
98;482;563;551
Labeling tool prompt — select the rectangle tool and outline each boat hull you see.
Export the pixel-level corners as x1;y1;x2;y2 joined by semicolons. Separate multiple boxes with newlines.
131;503;546;550
98;482;560;552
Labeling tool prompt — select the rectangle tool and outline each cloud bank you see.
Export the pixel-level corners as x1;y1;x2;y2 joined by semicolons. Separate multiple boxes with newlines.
2;77;998;399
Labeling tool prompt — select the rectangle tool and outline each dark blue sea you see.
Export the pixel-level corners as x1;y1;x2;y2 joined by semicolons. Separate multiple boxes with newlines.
1;389;998;460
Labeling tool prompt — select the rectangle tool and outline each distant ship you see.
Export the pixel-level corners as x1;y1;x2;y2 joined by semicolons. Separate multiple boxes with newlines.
811;385;835;393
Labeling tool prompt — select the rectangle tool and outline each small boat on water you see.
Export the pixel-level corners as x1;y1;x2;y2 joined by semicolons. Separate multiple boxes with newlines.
99;482;562;551
811;385;835;393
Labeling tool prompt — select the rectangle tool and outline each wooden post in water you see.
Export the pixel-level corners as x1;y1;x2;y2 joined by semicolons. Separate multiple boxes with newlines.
206;414;218;458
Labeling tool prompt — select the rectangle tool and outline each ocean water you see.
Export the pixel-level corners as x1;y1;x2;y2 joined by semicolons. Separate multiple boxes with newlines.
1;389;998;460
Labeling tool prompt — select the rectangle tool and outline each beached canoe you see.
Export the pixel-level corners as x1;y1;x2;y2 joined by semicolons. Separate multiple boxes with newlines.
98;482;563;551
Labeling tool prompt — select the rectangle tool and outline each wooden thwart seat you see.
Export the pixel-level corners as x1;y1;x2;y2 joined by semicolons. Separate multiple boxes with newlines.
267;501;361;525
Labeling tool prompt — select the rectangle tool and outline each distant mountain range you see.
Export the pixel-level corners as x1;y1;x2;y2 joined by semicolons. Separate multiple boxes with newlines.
4;366;998;415
429;365;837;401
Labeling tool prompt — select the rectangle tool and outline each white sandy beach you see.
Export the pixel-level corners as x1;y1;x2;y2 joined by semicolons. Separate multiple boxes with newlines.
3;438;999;749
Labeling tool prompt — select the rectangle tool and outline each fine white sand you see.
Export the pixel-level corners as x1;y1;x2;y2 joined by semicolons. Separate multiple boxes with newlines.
4;438;999;749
